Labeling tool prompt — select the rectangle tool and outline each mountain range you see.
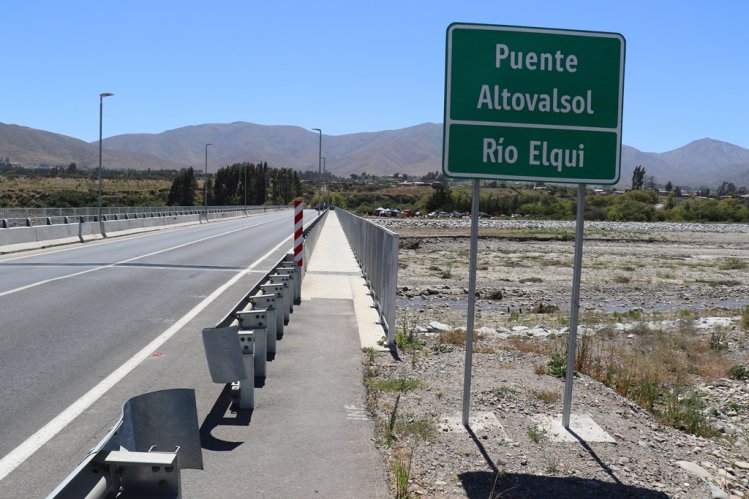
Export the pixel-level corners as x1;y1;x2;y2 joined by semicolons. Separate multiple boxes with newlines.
1;121;748;189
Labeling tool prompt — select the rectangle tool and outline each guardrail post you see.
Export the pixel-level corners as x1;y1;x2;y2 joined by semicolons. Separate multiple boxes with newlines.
237;331;255;409
249;294;279;347
283;253;303;305
276;266;297;310
267;273;291;324
259;284;285;338
237;310;268;378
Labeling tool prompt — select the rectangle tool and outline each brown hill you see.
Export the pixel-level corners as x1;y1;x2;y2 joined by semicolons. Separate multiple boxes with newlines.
101;122;443;177
102;122;749;188
0;122;183;171
3;121;748;188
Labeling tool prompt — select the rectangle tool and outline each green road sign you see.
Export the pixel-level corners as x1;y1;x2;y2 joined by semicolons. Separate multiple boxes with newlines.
443;23;625;184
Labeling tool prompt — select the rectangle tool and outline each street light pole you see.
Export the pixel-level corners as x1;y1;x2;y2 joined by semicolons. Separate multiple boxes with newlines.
244;163;247;214
98;92;114;226
311;128;322;210
204;143;212;221
322;156;326;208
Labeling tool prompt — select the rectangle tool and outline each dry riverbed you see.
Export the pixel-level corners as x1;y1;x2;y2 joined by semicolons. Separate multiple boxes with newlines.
364;218;749;499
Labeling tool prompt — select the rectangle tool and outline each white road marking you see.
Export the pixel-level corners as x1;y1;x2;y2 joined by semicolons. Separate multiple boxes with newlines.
0;218;280;299
0;233;292;482
345;404;371;421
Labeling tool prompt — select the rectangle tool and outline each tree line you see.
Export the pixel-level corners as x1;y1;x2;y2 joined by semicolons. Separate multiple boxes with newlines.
166;162;302;206
0;161;179;179
336;180;749;223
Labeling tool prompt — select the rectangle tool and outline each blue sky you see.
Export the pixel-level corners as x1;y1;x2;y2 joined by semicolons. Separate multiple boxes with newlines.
2;0;747;152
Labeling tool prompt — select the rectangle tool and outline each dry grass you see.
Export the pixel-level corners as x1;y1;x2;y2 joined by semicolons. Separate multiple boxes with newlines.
569;321;733;436
530;389;560;403
534;363;548;375
438;329;485;346
501;337;549;355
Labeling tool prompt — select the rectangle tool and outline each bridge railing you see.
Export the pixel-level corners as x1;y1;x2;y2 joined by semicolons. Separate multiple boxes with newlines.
335;208;398;347
0;205;287;228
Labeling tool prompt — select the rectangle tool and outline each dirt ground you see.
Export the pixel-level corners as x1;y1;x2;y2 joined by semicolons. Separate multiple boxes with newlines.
365;218;749;499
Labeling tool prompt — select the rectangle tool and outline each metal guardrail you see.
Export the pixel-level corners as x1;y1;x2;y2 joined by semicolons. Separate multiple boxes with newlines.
213;210;327;331
335;208;398;347
47;389;203;499
203;210;326;410
0;205;287;228
48;209;326;496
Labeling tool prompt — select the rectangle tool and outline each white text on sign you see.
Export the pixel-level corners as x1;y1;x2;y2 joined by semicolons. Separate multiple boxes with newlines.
495;44;578;72
483;138;585;173
478;43;594;117
477;86;593;115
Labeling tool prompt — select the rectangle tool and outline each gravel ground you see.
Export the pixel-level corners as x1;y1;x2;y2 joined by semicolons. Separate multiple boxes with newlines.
364;218;749;499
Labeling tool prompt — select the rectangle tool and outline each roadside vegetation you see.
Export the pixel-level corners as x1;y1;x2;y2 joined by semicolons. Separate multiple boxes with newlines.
0;162;307;209
337;180;749;223
2;162;748;223
545;313;740;438
363;346;435;499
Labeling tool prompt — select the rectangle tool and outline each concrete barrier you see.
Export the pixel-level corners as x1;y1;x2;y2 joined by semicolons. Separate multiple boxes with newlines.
1;207;290;254
0;213;207;254
0;220;105;254
102;213;202;237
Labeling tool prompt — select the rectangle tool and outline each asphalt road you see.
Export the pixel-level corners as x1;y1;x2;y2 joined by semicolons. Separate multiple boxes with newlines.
0;210;307;496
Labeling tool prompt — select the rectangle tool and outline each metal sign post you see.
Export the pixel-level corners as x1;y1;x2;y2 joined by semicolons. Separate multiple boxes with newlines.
461;179;481;426
562;184;587;428
444;23;624;428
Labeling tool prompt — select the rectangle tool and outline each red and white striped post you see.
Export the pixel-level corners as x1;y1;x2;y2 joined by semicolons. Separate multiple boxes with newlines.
293;198;304;268
293;198;304;303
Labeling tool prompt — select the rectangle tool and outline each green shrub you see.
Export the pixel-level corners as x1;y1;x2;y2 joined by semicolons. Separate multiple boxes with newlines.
547;352;568;378
661;388;718;438
728;365;749;380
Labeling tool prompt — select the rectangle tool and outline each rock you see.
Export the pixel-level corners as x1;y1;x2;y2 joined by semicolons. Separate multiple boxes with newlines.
676;461;713;481
531;302;559;314
734;461;749;470
428;321;452;333
709;483;730;499
529;326;555;338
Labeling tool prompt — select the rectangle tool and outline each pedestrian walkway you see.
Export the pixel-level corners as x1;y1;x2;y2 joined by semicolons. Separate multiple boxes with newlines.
185;211;389;498
303;211;388;350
